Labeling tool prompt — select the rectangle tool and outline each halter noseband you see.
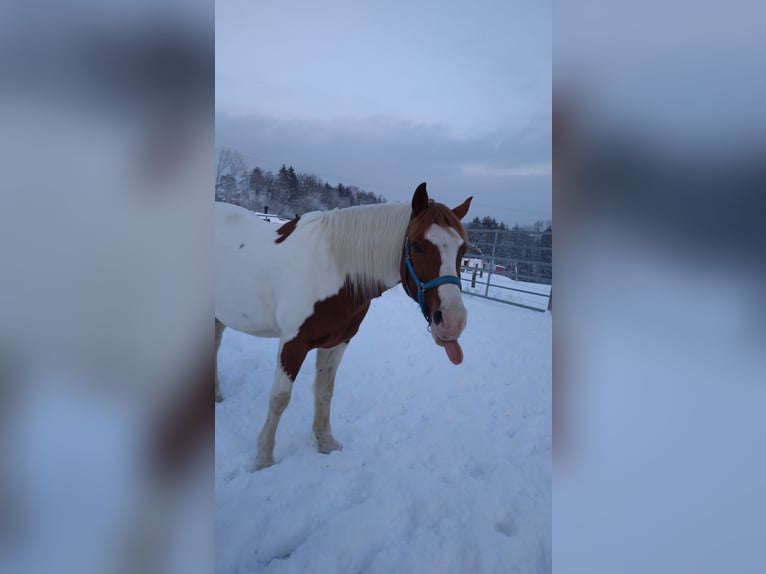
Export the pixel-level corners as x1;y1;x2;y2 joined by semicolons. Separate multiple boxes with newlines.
403;238;462;324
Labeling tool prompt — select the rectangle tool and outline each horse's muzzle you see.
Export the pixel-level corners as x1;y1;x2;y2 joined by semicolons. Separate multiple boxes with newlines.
430;305;466;343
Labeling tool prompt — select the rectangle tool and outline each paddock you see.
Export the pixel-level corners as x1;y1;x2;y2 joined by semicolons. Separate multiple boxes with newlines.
215;287;551;573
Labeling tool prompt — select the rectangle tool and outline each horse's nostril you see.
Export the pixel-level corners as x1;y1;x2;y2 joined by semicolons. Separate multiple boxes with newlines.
433;310;443;325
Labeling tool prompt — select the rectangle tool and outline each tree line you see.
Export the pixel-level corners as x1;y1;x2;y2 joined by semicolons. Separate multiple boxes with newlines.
215;147;386;217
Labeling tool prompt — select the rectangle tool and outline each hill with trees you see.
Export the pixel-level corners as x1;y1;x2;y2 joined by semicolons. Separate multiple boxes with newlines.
215;147;386;217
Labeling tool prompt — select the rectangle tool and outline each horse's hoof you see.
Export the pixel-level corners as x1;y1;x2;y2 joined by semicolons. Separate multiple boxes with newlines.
318;438;343;455
215;392;224;403
254;457;274;471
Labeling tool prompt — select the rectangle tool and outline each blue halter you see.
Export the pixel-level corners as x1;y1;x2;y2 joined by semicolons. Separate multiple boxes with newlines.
403;238;463;324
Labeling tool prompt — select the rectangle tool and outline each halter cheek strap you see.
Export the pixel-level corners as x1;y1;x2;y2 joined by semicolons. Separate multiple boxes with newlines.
403;238;462;324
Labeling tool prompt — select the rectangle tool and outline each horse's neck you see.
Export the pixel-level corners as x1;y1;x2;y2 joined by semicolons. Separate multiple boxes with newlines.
322;203;411;296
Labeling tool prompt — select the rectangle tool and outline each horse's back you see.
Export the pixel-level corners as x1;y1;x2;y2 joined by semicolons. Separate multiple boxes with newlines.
215;201;275;235
215;202;282;336
215;201;279;257
215;202;349;340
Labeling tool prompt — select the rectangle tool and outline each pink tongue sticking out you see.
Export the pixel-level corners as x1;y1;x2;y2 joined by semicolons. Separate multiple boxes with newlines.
443;339;464;365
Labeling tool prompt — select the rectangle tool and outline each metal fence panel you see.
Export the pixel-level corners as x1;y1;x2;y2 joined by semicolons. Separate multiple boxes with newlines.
461;228;552;311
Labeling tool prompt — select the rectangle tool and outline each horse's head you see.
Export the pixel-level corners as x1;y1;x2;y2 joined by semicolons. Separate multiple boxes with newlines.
400;182;473;365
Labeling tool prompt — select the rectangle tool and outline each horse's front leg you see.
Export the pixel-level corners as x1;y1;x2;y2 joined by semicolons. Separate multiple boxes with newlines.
313;343;347;455
214;318;225;403
255;338;308;470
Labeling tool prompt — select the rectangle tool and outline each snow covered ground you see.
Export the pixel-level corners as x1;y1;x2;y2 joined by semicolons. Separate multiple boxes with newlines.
460;270;551;311
215;288;551;573
253;212;291;226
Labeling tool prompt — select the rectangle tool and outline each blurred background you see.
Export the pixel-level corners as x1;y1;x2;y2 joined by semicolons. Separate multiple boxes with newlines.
2;0;764;571
1;1;213;573
554;0;765;571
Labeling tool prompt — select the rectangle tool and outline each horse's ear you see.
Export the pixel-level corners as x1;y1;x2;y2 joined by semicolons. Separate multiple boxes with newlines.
411;182;429;216
452;196;473;220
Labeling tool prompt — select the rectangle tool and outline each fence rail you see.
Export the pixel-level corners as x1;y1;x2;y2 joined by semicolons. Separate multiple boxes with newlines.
461;227;552;312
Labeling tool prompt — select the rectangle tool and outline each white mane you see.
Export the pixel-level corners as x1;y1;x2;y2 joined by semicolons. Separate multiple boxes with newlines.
301;202;412;297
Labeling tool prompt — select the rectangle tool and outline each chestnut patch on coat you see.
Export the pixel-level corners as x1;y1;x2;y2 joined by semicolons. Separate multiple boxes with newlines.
400;238;444;315
280;277;386;380
275;215;300;244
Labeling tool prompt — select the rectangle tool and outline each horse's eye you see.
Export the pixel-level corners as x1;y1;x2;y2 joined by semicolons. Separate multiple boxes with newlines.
412;241;423;253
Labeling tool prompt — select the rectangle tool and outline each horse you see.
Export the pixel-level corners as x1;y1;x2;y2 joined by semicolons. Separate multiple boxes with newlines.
215;182;472;470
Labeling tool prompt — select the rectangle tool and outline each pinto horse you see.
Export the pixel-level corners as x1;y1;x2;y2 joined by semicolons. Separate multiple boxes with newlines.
215;182;472;469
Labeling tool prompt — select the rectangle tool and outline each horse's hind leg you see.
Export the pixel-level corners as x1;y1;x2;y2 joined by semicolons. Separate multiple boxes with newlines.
214;318;225;403
313;343;347;454
255;338;309;470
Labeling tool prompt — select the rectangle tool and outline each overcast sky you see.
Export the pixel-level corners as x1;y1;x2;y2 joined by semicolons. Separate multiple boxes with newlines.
215;0;551;225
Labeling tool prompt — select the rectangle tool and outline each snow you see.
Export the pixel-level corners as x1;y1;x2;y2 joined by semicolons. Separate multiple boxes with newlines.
215;288;551;573
252;212;291;226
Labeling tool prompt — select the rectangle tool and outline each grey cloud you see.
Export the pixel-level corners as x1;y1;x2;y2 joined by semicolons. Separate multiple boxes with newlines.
216;113;551;225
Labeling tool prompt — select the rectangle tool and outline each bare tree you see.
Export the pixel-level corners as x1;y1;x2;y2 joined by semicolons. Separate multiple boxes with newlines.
215;147;247;189
215;147;249;203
